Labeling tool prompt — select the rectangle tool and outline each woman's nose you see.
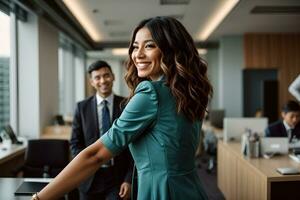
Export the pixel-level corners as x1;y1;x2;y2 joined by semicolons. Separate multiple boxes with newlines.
136;48;145;58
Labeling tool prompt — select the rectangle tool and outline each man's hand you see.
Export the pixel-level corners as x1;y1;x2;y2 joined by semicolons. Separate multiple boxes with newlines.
119;182;131;199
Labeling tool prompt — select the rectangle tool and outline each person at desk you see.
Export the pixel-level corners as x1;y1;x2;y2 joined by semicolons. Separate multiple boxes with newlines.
32;16;213;200
265;100;300;142
70;60;133;200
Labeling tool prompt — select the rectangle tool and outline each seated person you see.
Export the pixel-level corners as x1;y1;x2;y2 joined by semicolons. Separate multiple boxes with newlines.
265;100;300;142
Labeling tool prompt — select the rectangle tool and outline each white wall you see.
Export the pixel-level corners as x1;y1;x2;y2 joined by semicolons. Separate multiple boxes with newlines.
219;36;244;117
206;49;220;109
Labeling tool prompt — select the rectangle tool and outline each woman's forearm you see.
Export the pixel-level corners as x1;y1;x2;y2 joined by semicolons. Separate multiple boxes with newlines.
36;140;112;200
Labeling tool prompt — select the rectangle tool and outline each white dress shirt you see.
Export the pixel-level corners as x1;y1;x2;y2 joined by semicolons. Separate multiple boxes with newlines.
96;93;114;135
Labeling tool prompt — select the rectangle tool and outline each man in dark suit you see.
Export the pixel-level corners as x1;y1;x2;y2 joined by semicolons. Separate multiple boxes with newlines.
70;60;133;200
265;100;300;142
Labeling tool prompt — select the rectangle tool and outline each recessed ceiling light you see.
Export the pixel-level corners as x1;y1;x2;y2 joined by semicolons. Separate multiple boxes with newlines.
62;0;102;42
198;0;240;41
92;9;99;14
104;19;123;26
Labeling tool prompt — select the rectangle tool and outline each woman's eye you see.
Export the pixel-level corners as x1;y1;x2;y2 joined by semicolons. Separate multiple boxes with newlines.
145;43;155;48
132;45;138;50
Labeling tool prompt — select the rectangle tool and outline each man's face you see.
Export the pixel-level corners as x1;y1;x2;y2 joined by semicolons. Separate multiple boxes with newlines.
282;111;300;128
89;67;114;98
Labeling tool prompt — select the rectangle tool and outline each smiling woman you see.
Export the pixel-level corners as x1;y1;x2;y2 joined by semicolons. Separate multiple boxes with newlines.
34;16;213;200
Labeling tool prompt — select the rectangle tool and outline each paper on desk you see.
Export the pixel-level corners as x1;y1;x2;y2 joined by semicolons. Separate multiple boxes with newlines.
24;178;53;183
289;154;300;163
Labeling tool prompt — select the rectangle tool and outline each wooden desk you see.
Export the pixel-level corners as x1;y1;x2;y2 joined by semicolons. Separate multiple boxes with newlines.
0;143;26;165
0;178;27;199
0;142;27;177
0;178;75;199
41;125;71;140
218;141;300;200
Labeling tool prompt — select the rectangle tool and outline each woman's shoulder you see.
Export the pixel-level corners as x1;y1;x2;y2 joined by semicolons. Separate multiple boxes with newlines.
135;80;156;94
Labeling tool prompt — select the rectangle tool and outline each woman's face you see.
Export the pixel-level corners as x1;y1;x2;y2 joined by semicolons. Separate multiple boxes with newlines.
131;27;163;80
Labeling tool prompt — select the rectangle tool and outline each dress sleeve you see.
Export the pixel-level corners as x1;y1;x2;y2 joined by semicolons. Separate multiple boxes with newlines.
100;81;158;155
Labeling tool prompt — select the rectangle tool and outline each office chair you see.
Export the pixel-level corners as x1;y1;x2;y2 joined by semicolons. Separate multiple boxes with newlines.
22;139;70;178
20;139;80;200
54;115;65;125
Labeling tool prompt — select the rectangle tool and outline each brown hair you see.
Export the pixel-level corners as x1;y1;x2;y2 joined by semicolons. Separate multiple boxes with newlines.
125;16;213;122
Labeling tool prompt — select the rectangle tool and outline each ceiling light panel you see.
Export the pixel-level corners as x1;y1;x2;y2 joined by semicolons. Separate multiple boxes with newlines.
160;0;190;5
251;6;300;14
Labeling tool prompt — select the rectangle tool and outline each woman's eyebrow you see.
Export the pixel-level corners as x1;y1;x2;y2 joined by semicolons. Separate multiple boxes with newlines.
133;39;154;44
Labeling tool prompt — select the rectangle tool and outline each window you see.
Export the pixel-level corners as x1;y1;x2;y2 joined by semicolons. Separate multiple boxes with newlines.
0;11;10;128
58;33;86;117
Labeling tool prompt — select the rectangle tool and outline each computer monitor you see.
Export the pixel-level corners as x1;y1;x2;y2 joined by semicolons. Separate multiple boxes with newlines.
209;109;225;129
223;117;268;142
261;137;289;155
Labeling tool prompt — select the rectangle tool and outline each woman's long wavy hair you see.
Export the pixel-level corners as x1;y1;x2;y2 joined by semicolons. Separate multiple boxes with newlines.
125;16;213;122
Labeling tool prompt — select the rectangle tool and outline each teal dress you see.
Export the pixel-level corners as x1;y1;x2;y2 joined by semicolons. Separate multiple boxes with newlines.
100;80;208;200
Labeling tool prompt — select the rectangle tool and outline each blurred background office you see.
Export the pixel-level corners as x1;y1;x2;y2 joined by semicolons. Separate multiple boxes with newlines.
0;0;300;138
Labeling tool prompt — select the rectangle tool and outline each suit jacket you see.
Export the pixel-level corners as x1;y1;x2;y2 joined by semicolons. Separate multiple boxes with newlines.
101;80;208;200
265;120;300;139
70;94;133;193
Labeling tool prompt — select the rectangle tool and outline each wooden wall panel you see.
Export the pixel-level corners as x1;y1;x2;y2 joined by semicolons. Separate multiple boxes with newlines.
244;34;300;115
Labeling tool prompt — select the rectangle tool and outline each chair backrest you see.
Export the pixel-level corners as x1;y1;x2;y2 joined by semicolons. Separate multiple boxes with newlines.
23;139;70;178
223;117;268;142
209;109;225;129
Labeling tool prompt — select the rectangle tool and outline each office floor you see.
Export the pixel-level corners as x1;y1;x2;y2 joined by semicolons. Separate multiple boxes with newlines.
196;154;225;200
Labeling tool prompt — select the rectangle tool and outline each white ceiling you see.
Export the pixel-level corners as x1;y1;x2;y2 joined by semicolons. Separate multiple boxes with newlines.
210;0;300;40
63;0;300;43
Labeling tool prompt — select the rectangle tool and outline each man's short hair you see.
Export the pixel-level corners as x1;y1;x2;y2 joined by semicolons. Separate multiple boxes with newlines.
88;60;112;75
282;100;300;113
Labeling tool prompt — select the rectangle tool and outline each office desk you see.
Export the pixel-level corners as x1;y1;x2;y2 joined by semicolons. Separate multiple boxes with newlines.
0;178;29;199
0;178;74;200
0;143;26;165
0;143;27;176
41;125;71;140
218;141;300;200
